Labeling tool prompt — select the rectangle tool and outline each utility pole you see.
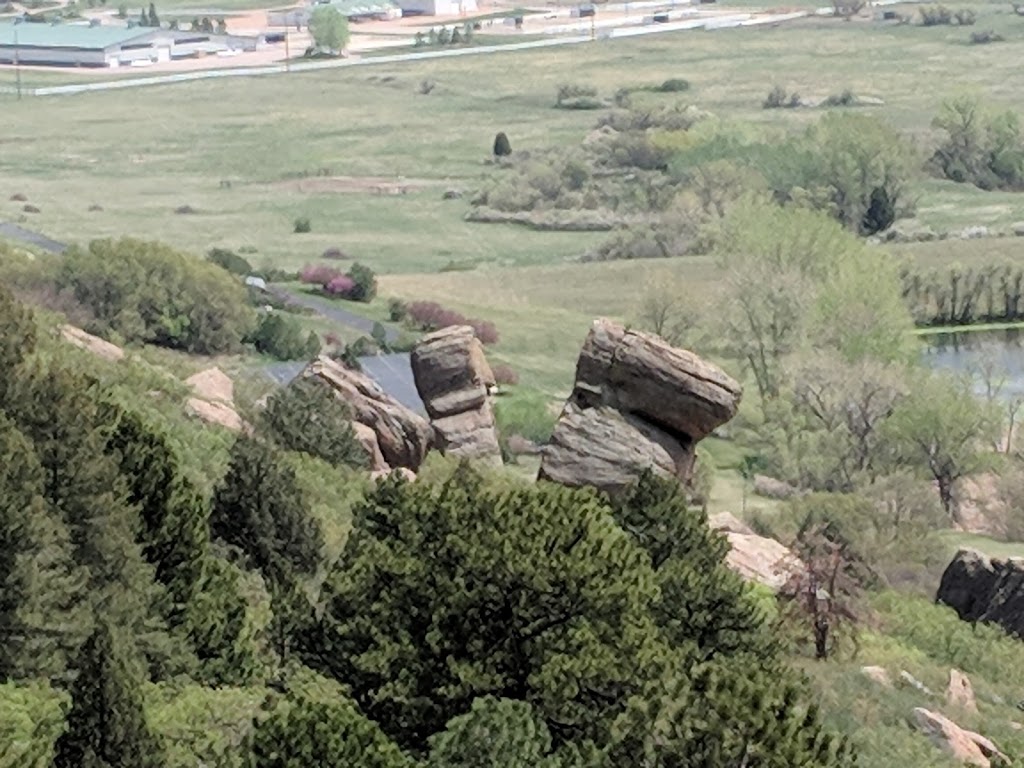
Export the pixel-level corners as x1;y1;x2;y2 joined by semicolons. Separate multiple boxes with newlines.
13;17;22;100
284;27;290;72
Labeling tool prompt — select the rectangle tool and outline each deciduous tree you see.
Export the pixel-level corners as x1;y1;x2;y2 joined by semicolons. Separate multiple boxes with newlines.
309;6;349;54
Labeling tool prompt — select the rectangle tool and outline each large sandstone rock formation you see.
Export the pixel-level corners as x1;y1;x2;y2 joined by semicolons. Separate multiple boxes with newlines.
539;319;741;493
937;548;1024;639
411;325;501;466
912;708;1009;768
60;324;124;362
301;356;432;471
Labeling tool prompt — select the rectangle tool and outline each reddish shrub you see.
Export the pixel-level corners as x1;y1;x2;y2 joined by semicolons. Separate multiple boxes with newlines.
299;263;343;286
405;300;500;345
471;320;500;345
325;275;356;297
324;331;342;347
491;364;519;385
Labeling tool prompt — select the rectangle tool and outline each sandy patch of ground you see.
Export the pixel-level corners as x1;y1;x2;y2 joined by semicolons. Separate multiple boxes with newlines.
275;175;442;195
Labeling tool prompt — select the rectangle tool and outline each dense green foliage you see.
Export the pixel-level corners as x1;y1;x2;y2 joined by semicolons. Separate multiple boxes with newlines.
262;377;368;469
53;622;167;768
248;312;321;361
930;95;1024;190
309;6;350;53
61;238;255;354
208;248;255;277
303;468;849;763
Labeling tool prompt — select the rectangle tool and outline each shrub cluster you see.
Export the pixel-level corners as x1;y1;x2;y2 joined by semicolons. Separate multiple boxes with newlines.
405;301;500;344
491;364;519;386
930;96;1024;190
919;5;974;24
206;248;253;276
900;261;1024;326
555;83;604;110
262;377;367;468
763;85;801;109
970;29;1004;44
299;262;378;303
247;312;321;361
60;238;255;354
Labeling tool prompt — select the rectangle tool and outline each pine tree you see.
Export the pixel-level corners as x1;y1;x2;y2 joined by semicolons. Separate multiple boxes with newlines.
247;688;413;768
147;1;159;26
53;622;168;768
211;436;324;585
6;361;184;678
261;378;367;469
140;7;149;25
610;471;776;658
0;413;86;681
0;285;35;404
427;697;564;768
304;466;661;751
493;132;512;157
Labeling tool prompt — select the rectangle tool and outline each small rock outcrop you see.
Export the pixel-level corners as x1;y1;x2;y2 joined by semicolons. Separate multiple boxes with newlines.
185;366;244;432
937;548;1024;639
861;666;892;688
60;324;124;362
410;325;501;466
352;422;388;473
912;708;1009;768
539;319;741;493
709;513;800;591
948;669;979;713
301;356;432;471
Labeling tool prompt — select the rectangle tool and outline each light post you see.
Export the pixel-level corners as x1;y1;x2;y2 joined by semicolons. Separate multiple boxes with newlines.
13;16;22;101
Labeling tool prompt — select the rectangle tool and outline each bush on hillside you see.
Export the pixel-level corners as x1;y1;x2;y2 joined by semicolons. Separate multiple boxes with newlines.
405;301;500;345
657;78;691;93
763;85;801;109
206;248;253;276
970;29;1004;43
492;131;512;157
248;312;321;361
555;83;599;108
293;217;312;233
930;95;1024;190
346;263;377;303
60;237;255;354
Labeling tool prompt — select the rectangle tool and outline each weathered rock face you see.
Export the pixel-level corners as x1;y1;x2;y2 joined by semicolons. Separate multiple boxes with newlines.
937;548;1024;639
708;513;801;591
301;356;432;471
411;326;501;466
184;366;244;432
539;319;741;493
60;324;125;362
912;708;1009;768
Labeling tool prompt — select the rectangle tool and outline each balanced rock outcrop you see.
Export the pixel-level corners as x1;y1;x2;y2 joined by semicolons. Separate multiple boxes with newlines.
411;325;501;466
301;356;432;471
539;319;741;493
937;548;1024;639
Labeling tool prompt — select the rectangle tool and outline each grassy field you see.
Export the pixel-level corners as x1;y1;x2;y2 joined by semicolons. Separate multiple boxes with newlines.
3;6;1024;392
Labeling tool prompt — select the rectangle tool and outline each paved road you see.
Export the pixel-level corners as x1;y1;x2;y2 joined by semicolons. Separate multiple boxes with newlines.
269;286;402;343
0;222;67;254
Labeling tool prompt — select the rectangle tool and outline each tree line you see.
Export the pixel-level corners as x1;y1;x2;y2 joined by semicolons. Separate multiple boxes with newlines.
0;283;853;766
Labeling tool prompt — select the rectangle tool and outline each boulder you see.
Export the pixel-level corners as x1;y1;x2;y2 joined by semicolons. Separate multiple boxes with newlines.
411;326;501;465
708;511;800;589
186;367;234;404
720;530;800;591
539;319;740;493
59;324;124;362
186;397;244;432
861;666;892;687
937;548;1024;639
352;421;388;472
301;356;432;471
912;708;1009;767
947;669;978;713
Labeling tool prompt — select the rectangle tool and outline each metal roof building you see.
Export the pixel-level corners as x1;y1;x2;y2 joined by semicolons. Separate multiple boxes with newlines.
0;22;180;67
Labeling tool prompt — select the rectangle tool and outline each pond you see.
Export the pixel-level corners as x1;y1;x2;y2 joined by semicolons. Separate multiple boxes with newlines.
922;328;1024;398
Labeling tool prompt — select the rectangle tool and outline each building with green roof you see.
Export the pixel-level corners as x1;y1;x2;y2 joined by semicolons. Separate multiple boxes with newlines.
0;21;177;67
